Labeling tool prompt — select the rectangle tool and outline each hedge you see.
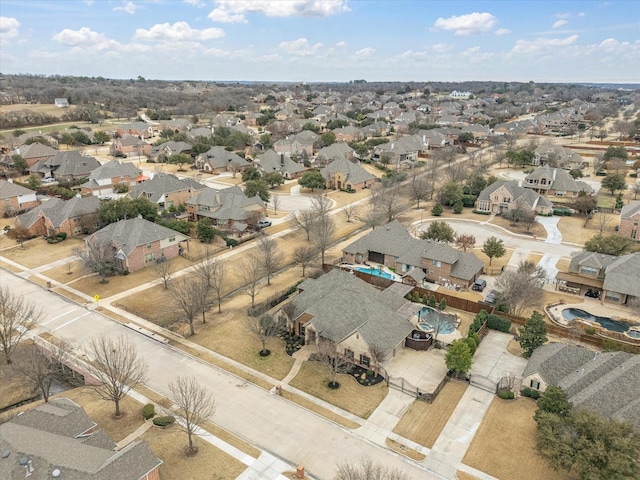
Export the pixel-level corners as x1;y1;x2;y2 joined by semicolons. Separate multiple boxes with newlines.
143;403;155;420
498;390;515;400
153;416;175;427
487;313;511;333
465;337;477;356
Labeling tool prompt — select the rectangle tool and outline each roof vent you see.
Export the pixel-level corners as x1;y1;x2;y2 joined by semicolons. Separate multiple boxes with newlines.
2;450;9;459
52;469;61;478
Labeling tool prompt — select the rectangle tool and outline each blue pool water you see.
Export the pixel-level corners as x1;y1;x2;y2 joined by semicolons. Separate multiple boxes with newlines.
562;308;630;334
356;267;395;280
627;329;640;339
418;306;456;334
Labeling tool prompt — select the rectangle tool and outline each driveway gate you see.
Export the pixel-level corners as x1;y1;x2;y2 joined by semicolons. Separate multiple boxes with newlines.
470;374;498;394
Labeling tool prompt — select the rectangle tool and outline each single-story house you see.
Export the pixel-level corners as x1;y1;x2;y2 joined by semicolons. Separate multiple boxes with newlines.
149;141;193;163
280;269;416;366
0;397;162;479
0;180;38;217
29;150;100;181
85;217;189;272
11;142;58;168
522;343;640;427
194;146;251;174
16;196;101;237
254;149;308;179
342;220;484;289
185;186;266;229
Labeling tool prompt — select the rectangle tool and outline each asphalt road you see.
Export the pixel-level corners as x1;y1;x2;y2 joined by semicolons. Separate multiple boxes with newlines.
6;272;443;480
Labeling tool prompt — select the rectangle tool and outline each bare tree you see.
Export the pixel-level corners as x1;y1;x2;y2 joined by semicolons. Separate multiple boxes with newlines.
317;338;349;388
192;247;216;287
6;225;31;248
73;244;119;283
0;285;40;364
17;338;72;402
312;214;336;265
444;162;467;184
310;194;332;217
289;209;316;241
522;209;538;233
208;258;227;313
87;334;148;417
293;244;317;277
495;265;545;318
335;456;409;480
376;183;406;223
358;208;385;230
632;183;640;200
245;314;279;356
342;203;358;222
257;233;283;286
154;257;173;289
593;153;605;173
271;194;281;215
239;254;265;308
409;172;430;209
455;233;476;252
169;375;216;456
170;274;204;335
597;210;610;234
368;344;386;377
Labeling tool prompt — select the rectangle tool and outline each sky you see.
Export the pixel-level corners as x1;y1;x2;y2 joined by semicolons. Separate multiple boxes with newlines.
0;0;639;83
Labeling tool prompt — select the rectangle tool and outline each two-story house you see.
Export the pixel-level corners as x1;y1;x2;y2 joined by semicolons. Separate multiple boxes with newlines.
194;146;250;174
29;150;100;181
80;160;143;197
149;141;193;163
185;186;266;230
342;220;484;288
619;202;640;241
0;180;38;217
110;135;152;158
320;157;375;191
16;196;101;237
554;251;640;305
254;149;308;179
523;165;592;198
475;179;553;215
128;174;206;211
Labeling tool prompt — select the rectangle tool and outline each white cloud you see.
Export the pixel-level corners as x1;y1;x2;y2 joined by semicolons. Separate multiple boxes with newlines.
114;1;138;14
0;16;20;45
336;41;346;47
431;43;451;53
184;0;205;6
578;12;585;17
208;0;349;23
555;13;571;19
433;12;497;36
552;19;568;28
400;50;427;60
134;22;225;41
353;47;375;58
278;38;323;56
512;34;579;54
494;28;511;36
52;27;117;48
84;0;94;5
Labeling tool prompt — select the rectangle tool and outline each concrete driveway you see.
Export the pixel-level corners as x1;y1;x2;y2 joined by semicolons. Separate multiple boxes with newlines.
383;348;449;394
535;215;562;244
470;331;528;383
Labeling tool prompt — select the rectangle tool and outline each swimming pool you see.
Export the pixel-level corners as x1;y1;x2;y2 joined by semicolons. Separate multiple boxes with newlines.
561;308;630;333
356;266;395;280
417;306;456;334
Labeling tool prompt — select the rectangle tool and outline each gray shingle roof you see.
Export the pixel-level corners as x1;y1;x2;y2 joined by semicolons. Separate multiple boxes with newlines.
187;186;265;222
603;252;640;297
0;179;36;200
85;160;141;182
291;269;413;356
15;142;58;159
320;157;374;186
0;398;161;480
16;196;100;229
198;146;250;169
255;149;308;175
128;173;204;204
621;201;640;219
87;217;189;257
568;251;617;277
523;344;640;427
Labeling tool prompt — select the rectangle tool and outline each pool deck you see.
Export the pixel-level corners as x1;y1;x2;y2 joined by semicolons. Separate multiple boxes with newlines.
340;262;403;281
548;297;640;328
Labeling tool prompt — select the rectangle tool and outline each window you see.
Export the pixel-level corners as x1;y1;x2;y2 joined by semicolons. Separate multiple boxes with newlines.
540;178;547;185
345;349;354;360
605;291;620;302
144;252;155;264
580;266;597;275
555;191;566;197
300;324;306;336
169;236;175;242
359;355;370;367
634;219;639;226
432;260;441;267
147;243;152;249
530;380;540;390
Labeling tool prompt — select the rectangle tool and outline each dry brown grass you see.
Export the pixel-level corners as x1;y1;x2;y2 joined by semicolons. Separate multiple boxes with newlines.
392;380;468;448
489;215;547;239
141;425;247;480
520;290;584;319
472;246;514;273
288;361;388;419
0;103;77;117
557;213;619;245
0;236;84;268
555;258;570;272
385;438;426;461
456;471;480;480
507;339;524;357
462;398;569;480
526;252;543;265
279;390;360;429
0;344;39;409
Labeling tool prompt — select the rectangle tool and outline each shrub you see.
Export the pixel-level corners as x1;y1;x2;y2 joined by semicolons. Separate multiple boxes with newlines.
427;295;437;308
471;332;481;346
438;298;447;311
465;336;477;356
143;403;155;420
432;203;443;216
453;201;464;214
585;326;596;335
56;232;67;240
472;209;491;215
226;238;238;247
530;389;541;400
522;387;532;397
487;314;511;333
153;416;175;427
498;390;515;400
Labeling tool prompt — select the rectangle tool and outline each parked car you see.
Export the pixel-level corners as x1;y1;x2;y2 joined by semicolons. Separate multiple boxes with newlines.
257;219;272;228
482;290;497;305
43;177;55;183
472;279;487;292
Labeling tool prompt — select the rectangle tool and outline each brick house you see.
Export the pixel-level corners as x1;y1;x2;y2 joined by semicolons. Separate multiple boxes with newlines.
619;201;640;241
29;150;100;181
110;136;152;158
114;122;154;139
320;157;374;191
16;196;101;237
12;142;58;168
80;160;143;197
0;397;162;480
86;217;189;273
523;165;592;198
186;186;265;230
0;180;38;217
475;179;553;215
278;269;416;367
194;146;251;174
128;174;206;211
342;220;484;288
254;149;308;179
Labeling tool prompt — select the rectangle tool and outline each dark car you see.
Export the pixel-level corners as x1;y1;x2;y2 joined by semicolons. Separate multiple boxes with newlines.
482;290;497;305
257;219;272;228
472;279;487;292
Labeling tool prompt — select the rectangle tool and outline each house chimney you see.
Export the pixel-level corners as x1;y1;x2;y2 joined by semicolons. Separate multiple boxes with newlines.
280;154;285;166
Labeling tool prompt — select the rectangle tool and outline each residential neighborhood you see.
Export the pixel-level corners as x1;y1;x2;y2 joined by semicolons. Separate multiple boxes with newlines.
1;67;640;480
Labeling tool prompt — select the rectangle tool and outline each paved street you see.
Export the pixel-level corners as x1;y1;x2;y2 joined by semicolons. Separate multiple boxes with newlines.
4;272;444;480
